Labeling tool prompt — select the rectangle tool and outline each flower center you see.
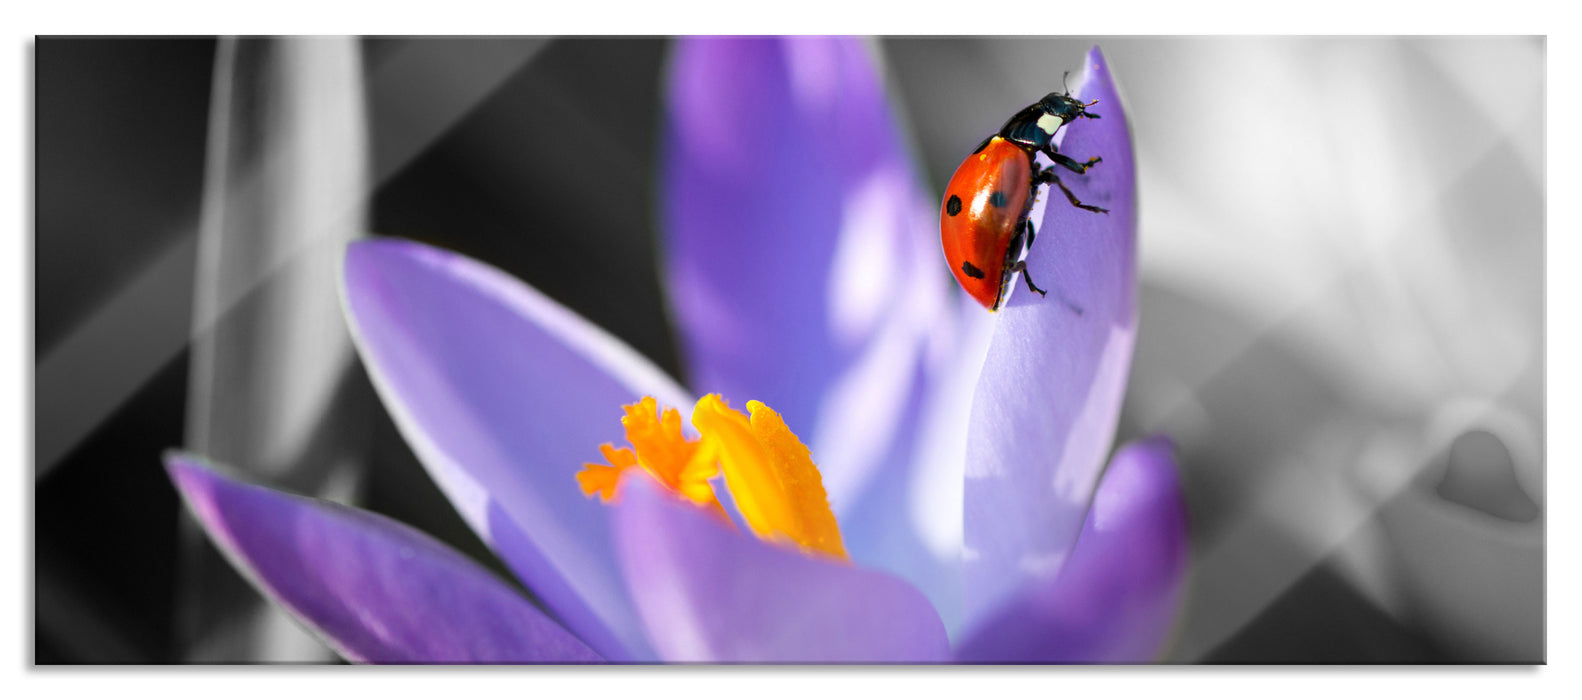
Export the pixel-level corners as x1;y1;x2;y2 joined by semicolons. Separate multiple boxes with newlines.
578;394;848;561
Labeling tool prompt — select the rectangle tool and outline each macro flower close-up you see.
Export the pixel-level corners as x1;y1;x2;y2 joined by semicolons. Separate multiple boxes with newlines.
163;37;1187;664
34;33;1544;669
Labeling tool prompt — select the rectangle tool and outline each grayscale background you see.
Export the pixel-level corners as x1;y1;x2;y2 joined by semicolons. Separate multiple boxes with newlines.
33;36;1544;663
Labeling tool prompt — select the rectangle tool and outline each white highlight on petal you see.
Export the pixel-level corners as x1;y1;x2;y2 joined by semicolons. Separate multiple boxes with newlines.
1051;326;1135;502
815;297;920;515
1017;551;1065;578
909;296;994;560
827;169;903;347
820;177;943;515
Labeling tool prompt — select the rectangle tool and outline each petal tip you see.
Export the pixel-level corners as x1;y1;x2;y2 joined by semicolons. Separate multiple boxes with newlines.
1086;44;1108;65
162;452;253;566
1136;433;1179;459
1083;45;1113;81
343;237;432;290
1105;438;1186;507
342;236;393;275
163;451;221;510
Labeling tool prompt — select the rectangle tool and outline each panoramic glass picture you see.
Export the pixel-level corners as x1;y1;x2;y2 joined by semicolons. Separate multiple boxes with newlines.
34;36;1543;664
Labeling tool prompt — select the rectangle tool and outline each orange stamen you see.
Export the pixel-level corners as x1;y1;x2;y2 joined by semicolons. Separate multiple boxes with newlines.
576;394;848;561
578;398;725;516
577;443;637;502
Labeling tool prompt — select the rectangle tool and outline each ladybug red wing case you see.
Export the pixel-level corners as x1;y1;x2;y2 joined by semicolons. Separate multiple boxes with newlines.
939;89;1107;311
940;137;1033;310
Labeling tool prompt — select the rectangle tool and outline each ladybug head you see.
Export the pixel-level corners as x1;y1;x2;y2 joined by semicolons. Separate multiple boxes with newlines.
996;84;1103;154
1039;91;1101;123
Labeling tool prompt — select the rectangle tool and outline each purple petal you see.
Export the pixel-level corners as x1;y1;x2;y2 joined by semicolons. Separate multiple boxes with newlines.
166;454;601;663
660;36;944;514
963;47;1140;624
612;476;950;663
342;238;694;661
957;438;1189;663
660;34;965;635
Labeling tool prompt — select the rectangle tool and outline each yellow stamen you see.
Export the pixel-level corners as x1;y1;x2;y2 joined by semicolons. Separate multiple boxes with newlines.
577;394;848;561
691;395;848;560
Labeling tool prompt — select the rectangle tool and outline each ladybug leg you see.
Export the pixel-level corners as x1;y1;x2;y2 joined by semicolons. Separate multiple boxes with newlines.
1045;174;1109;215
1046;151;1102;175
1009;260;1047;297
1025;218;1036;248
1013;260;1087;316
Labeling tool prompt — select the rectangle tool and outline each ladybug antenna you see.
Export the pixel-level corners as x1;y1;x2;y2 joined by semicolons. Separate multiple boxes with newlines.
1061;71;1072;94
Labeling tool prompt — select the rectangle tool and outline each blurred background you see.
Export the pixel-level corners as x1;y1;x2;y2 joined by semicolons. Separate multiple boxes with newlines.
33;36;1543;663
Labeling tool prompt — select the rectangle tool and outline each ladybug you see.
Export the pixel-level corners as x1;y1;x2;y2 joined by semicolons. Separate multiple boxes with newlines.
940;88;1107;311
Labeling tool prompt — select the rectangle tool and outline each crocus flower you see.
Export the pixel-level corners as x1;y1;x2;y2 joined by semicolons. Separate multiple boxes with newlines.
167;37;1188;664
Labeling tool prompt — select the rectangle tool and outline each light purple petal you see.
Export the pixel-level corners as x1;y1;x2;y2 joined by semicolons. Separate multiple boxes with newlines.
166;453;601;664
612;476;951;663
963;47;1140;624
342;238;694;661
660;36;945;514
957;438;1189;663
660;33;965;636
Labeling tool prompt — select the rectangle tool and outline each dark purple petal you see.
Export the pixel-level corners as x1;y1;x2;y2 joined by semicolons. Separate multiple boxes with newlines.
612;476;951;663
342;238;694;661
660;36;945;515
166;454;601;664
964;47;1140;623
957;438;1189;663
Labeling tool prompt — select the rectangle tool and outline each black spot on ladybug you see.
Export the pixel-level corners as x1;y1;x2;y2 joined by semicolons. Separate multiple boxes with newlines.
961;261;985;279
946;195;962;216
989;191;1007;208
